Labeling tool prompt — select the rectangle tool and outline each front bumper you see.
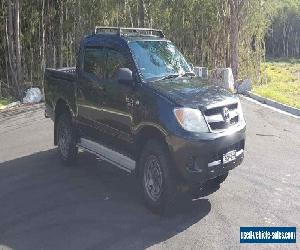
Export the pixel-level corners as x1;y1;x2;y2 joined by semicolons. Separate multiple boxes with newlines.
167;124;246;185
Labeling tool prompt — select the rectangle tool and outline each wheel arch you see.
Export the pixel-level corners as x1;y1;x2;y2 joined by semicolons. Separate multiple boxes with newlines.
134;124;171;173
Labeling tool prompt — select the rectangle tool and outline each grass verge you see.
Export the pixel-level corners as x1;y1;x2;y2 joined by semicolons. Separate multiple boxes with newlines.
0;98;13;110
253;59;300;109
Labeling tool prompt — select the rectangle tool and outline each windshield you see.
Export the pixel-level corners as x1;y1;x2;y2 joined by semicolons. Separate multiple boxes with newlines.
129;40;192;81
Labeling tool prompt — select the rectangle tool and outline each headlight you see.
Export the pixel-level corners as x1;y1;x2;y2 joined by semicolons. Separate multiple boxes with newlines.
237;99;245;124
173;107;209;133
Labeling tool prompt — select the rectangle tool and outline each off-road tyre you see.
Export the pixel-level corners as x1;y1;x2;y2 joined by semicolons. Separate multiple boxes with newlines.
56;112;78;165
139;139;177;214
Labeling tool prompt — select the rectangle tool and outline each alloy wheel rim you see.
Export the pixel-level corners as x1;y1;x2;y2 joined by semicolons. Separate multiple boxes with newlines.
144;155;163;202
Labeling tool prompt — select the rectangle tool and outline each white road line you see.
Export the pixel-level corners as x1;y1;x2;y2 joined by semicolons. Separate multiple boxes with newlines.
240;95;300;119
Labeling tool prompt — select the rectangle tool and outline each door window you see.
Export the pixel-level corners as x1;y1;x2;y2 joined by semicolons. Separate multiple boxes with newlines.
84;47;106;79
106;49;129;79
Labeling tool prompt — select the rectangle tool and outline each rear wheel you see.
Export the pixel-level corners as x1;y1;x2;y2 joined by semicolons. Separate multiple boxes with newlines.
139;139;177;214
56;112;78;165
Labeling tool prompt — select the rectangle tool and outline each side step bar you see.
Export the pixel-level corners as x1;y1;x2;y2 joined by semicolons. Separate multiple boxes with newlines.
77;138;136;173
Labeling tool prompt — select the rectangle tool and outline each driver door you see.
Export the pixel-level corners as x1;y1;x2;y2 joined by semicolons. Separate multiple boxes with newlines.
100;48;135;146
76;46;108;139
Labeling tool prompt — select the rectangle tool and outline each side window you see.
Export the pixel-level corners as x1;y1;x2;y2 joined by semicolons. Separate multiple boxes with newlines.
84;47;106;79
106;49;128;79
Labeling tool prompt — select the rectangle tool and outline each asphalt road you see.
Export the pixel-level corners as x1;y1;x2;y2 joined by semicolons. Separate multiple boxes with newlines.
0;99;299;250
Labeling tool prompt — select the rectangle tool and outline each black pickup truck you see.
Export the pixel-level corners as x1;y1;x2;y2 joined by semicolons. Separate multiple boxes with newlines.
44;27;246;213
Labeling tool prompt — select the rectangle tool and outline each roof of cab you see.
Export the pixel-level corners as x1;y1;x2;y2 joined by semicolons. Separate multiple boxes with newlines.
82;33;168;48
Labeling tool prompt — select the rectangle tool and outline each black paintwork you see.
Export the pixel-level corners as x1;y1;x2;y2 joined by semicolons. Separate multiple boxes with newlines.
147;78;238;109
44;33;246;187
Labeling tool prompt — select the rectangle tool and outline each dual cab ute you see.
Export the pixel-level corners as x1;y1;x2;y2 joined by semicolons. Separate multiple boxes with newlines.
44;27;246;213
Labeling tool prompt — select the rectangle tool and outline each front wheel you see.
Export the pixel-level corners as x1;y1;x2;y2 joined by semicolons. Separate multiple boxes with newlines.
56;112;78;165
139;139;177;214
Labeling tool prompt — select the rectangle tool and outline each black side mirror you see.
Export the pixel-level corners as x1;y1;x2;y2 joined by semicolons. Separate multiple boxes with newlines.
117;68;134;86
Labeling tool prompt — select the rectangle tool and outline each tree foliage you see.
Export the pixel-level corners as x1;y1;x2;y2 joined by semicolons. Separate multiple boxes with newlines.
265;0;300;58
0;0;297;99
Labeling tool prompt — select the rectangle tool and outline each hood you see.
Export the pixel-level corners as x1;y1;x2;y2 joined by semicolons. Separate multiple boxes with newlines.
148;77;238;109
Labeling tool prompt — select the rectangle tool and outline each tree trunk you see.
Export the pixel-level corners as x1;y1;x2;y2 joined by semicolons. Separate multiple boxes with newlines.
41;0;46;92
125;0;134;27
14;0;23;97
138;0;145;27
7;0;21;99
229;0;239;80
58;1;64;68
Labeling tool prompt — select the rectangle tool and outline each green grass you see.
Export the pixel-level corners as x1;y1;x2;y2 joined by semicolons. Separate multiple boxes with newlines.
253;59;300;109
0;98;12;110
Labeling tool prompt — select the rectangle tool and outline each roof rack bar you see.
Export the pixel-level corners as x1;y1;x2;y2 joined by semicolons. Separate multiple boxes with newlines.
94;26;165;38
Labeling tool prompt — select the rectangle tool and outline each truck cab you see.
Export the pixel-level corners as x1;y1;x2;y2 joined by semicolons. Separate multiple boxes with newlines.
44;27;246;213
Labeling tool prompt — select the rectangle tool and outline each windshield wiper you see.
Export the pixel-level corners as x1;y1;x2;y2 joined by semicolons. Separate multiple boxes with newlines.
180;72;196;77
159;74;180;80
156;72;195;81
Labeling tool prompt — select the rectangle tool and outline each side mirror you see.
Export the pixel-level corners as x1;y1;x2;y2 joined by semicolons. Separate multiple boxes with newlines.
117;68;134;86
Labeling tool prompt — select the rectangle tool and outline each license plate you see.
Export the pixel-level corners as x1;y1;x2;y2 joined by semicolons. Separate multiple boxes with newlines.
223;150;236;164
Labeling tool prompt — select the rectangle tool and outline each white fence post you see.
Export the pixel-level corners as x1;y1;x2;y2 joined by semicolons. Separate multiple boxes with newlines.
194;67;208;79
209;68;235;92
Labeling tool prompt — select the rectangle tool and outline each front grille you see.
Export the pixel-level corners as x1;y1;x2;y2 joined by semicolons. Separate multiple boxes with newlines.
204;102;239;132
204;103;237;116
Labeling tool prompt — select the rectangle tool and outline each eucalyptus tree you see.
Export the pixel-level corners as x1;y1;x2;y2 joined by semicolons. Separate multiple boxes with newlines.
0;0;297;99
